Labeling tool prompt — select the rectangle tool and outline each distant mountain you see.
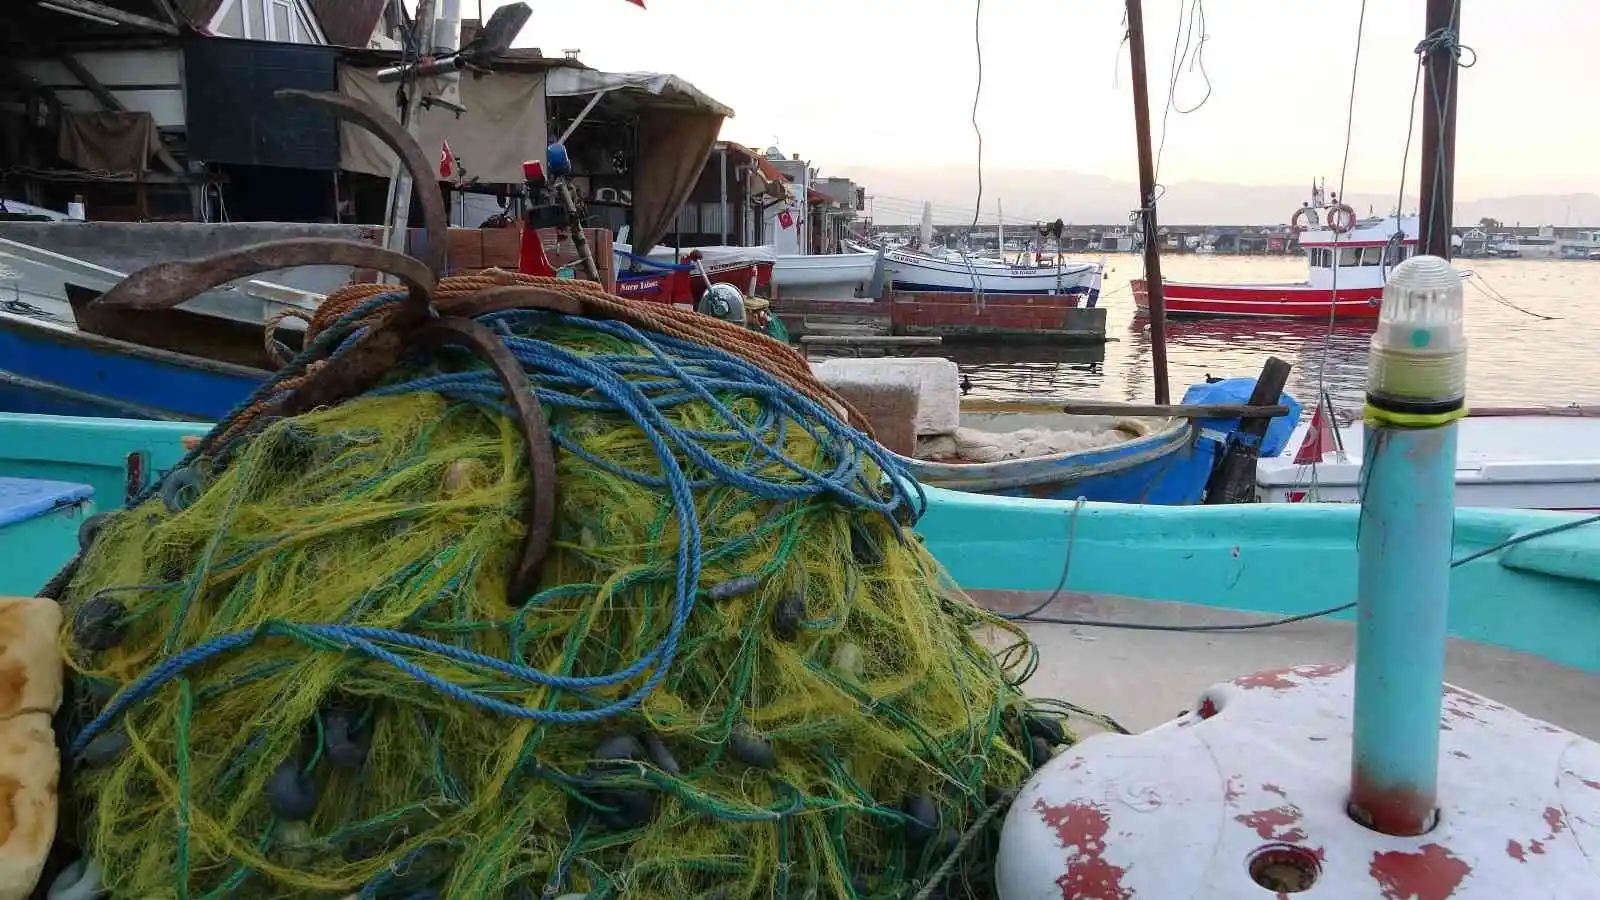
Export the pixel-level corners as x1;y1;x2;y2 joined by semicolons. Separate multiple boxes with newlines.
839;163;1600;228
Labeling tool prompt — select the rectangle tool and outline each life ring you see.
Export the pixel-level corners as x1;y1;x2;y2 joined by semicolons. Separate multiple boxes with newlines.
1289;207;1318;233
1325;203;1357;234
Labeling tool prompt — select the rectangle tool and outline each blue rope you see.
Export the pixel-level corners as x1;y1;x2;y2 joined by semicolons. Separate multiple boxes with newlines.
74;296;924;756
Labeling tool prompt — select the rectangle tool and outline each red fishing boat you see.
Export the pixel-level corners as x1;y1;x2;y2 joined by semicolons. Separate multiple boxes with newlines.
1134;189;1422;320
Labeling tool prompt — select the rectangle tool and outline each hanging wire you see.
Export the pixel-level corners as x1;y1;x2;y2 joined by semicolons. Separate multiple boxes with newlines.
1301;0;1368;502
965;0;985;241
1153;0;1212;182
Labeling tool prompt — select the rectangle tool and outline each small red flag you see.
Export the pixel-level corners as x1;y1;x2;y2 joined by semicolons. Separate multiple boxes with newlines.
777;209;794;230
439;140;456;179
1293;401;1336;465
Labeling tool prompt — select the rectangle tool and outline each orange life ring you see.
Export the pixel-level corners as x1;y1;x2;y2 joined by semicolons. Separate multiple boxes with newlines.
1325;203;1357;234
1289;207;1318;233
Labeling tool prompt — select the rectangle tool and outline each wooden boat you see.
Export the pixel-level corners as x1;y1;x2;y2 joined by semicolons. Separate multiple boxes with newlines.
0;239;275;420
613;243;776;306
895;400;1216;504
891;375;1301;505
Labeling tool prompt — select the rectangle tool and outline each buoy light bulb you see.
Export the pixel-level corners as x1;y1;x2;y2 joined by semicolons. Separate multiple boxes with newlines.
1367;255;1466;421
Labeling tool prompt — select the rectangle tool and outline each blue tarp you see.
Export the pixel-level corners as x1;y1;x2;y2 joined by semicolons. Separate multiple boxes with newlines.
1181;378;1303;457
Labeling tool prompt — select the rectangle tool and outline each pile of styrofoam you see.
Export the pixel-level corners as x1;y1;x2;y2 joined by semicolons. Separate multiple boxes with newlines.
916;423;1145;463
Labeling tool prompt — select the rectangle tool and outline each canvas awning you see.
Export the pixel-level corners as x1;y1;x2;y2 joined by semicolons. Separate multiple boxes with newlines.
548;68;732;258
545;69;734;118
336;64;549;184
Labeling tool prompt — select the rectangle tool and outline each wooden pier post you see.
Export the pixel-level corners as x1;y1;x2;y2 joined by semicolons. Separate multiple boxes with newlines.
1418;0;1459;259
1125;0;1172;404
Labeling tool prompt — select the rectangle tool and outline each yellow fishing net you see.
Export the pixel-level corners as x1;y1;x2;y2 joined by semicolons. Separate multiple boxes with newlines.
56;310;1072;899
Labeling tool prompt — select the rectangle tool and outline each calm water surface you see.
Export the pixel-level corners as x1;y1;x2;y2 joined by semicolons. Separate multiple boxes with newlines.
867;256;1596;414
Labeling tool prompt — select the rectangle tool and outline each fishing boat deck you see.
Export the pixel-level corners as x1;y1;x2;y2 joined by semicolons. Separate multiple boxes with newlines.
980;590;1600;740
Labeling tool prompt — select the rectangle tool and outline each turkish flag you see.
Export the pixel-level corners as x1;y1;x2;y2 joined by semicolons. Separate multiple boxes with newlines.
778;209;794;230
439;140;456;179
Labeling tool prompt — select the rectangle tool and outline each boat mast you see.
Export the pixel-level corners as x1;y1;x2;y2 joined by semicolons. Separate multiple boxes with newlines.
1125;0;1171;404
1418;0;1459;258
997;198;1004;256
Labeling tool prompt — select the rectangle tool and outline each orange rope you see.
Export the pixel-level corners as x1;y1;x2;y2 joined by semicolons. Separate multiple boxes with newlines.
253;270;872;440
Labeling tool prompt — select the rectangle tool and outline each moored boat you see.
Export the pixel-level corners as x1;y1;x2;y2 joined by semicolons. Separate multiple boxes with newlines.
816;357;1301;505
1132;188;1462;320
614;243;776;306
844;238;1104;300
1258;403;1600;510
770;250;880;299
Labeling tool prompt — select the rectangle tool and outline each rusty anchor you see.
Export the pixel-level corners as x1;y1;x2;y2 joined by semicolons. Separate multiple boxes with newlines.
83;89;569;603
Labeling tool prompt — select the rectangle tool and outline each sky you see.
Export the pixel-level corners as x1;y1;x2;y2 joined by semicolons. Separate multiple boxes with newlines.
466;0;1599;224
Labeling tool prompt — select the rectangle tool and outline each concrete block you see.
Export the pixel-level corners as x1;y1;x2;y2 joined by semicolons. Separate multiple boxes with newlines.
814;369;920;456
814;357;961;437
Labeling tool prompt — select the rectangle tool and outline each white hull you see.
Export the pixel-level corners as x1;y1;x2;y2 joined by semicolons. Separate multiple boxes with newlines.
845;241;1101;297
771;252;878;298
1257;413;1600;510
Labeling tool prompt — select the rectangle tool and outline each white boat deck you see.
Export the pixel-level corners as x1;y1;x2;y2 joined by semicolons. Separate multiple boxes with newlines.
977;590;1600;740
1257;414;1600;509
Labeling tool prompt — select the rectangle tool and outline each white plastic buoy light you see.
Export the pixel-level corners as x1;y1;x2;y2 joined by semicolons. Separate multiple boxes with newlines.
1366;255;1466;421
1349;252;1467;836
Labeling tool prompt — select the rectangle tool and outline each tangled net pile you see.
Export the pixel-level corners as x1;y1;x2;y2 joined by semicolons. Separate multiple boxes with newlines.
57;277;1079;899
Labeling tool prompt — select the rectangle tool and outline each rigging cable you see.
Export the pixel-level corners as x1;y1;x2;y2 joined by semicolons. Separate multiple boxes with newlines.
1302;0;1368;502
995;511;1600;633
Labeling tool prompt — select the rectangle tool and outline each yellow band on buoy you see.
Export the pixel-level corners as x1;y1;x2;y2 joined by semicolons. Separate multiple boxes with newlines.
1363;403;1468;428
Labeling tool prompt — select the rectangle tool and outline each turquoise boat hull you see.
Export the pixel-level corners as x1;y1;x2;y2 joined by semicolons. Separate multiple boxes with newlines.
2;410;1595;679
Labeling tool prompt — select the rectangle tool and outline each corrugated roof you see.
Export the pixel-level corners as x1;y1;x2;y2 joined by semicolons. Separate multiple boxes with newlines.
306;0;389;48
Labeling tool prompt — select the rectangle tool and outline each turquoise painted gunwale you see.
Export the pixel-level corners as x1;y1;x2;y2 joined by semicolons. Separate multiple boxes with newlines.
1;412;1595;675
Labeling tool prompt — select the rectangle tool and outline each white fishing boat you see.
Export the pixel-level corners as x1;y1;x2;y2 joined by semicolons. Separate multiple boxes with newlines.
770;251;880;299
842;238;1102;298
1257;405;1600;510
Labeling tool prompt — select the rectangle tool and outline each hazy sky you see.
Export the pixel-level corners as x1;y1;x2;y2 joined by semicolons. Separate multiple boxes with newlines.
478;0;1594;209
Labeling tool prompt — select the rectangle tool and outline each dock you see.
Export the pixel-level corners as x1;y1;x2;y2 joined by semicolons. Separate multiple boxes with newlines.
775;293;1107;350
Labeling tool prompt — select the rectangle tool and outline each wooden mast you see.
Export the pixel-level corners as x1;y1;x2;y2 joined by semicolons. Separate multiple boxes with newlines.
1125;0;1171;403
1418;0;1459;258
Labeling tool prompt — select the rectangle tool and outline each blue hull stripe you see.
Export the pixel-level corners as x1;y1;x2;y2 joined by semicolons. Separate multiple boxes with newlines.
0;323;262;420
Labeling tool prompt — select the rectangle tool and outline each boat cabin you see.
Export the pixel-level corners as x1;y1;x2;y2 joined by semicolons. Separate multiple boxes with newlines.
1297;214;1418;291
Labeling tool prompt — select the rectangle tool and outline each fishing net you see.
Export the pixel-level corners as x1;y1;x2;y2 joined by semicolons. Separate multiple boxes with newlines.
55;283;1080;899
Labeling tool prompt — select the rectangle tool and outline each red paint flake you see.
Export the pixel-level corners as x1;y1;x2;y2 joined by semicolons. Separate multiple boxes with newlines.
1580;777;1600;791
1507;839;1525;863
1544;806;1566;835
1235;805;1308;842
1033;798;1133;900
1232;663;1347;691
1530;840;1546;855
1263;783;1288;798
1369;844;1471;900
1198;697;1219;719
